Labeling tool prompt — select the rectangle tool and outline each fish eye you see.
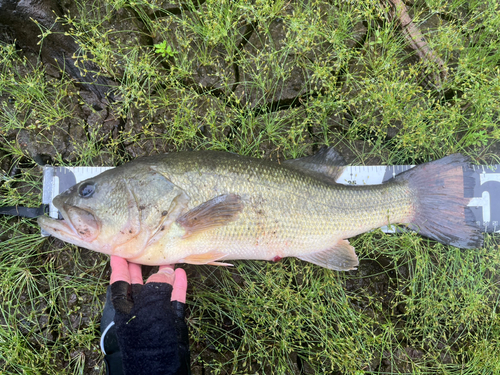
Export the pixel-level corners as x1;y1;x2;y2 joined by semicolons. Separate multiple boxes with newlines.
78;182;95;198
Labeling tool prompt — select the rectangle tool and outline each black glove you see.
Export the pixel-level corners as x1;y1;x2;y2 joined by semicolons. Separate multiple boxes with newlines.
101;281;191;375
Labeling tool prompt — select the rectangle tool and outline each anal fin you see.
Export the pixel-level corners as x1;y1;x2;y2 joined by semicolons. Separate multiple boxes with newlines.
297;239;358;271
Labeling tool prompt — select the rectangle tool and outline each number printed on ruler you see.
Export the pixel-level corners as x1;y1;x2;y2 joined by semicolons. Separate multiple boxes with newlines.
467;165;500;233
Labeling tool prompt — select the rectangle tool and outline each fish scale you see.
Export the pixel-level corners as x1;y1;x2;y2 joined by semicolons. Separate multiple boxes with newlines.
105;152;416;263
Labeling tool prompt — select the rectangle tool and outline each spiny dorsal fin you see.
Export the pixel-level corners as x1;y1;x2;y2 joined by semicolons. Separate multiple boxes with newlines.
297;239;358;271
284;146;346;183
177;194;243;238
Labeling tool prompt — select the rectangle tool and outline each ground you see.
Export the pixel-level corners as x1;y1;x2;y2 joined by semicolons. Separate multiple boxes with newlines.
0;0;499;374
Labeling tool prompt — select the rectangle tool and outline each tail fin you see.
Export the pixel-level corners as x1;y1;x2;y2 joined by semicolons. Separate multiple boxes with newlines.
396;154;483;249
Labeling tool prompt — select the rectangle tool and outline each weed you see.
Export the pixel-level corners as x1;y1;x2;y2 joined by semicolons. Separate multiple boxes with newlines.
154;41;177;58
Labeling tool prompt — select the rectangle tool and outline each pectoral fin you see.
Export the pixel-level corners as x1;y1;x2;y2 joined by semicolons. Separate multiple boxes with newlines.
182;250;229;265
177;194;243;238
297;239;358;271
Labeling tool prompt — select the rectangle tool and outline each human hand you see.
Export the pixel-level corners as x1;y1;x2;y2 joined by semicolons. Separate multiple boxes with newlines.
110;255;187;305
105;256;190;375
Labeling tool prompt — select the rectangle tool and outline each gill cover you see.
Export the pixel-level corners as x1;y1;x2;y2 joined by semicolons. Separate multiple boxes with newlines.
109;167;190;258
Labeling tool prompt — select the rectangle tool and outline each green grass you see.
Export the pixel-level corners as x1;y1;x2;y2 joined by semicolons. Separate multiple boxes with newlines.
0;219;108;374
1;0;499;373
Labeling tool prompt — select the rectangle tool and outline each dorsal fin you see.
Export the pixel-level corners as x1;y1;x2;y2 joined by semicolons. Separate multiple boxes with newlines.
283;146;346;183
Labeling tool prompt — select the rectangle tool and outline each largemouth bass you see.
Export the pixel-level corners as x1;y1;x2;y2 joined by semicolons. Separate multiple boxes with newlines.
38;148;483;270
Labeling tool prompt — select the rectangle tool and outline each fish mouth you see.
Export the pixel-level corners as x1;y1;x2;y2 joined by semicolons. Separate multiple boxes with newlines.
38;201;100;243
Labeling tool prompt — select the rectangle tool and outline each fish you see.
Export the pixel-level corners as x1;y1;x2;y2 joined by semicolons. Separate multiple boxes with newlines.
38;148;483;270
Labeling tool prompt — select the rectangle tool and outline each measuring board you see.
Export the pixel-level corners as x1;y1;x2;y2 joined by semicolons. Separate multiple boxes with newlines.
41;164;500;237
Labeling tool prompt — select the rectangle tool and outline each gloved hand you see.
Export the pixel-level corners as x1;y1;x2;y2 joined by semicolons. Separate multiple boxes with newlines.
101;256;190;375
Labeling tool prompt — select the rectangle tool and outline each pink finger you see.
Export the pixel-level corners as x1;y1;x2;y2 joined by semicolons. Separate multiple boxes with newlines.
128;262;143;285
110;256;131;284
171;268;187;303
146;266;175;284
158;264;174;273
